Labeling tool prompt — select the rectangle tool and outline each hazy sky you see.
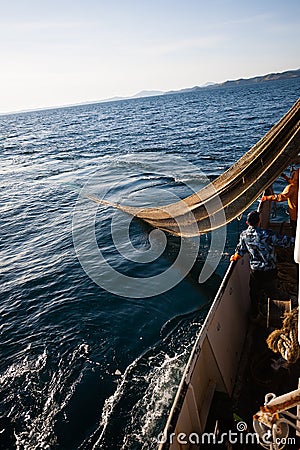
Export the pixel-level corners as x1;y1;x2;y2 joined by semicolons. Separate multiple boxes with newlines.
1;0;299;113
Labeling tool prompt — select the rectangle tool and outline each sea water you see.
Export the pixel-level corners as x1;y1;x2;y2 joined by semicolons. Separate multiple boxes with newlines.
1;78;300;449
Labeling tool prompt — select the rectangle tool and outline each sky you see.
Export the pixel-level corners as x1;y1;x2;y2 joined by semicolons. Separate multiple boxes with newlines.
0;0;299;114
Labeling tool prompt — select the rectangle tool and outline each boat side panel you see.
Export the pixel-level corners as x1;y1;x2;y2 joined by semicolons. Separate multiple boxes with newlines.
207;257;251;395
172;335;227;439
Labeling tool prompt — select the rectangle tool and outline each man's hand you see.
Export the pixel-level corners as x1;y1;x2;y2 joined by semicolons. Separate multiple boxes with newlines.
261;195;272;202
230;253;242;262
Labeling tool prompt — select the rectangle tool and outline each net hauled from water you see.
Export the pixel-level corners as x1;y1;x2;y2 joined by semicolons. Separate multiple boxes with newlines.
89;98;300;237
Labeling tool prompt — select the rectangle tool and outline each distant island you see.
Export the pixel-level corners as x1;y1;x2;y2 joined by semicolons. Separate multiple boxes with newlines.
99;68;300;103
217;68;300;87
163;68;300;96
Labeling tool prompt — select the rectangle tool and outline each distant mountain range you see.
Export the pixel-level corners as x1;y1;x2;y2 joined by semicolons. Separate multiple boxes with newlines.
211;68;300;88
164;68;300;95
100;68;300;103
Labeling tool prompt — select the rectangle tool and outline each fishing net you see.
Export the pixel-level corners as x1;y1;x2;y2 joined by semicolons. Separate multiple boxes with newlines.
90;98;300;237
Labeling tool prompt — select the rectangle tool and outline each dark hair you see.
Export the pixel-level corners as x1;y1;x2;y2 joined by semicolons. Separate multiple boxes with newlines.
247;211;260;226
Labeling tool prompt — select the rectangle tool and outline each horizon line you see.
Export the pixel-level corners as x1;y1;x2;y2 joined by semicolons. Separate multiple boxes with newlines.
1;66;299;117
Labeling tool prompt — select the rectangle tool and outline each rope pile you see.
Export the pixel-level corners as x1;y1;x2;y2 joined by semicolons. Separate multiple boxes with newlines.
266;307;300;363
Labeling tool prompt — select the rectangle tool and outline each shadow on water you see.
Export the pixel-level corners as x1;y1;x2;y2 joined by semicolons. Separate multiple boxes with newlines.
76;222;222;450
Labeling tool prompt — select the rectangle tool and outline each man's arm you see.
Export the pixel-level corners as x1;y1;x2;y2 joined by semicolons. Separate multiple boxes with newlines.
262;185;291;202
230;234;247;261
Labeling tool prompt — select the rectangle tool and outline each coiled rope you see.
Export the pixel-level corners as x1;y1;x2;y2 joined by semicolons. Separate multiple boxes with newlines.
266;307;300;363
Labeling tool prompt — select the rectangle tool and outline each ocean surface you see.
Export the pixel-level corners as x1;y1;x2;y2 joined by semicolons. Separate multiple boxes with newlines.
1;78;300;450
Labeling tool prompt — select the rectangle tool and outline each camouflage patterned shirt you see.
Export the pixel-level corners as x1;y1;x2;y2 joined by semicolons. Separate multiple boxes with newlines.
235;226;294;271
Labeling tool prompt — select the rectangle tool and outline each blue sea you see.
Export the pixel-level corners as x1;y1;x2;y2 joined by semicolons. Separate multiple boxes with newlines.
1;78;300;450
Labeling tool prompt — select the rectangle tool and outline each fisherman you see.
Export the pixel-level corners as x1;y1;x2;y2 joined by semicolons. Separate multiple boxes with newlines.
261;169;299;237
230;211;295;319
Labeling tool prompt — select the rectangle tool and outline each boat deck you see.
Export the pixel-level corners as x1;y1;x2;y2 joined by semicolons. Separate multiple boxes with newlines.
205;242;300;449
